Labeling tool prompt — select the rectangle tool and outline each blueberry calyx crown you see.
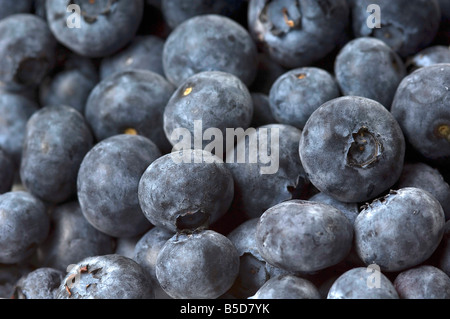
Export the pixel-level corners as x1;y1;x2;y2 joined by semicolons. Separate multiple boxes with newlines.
346;126;382;169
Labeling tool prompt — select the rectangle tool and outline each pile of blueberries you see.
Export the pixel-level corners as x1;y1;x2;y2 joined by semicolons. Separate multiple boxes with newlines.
0;0;450;300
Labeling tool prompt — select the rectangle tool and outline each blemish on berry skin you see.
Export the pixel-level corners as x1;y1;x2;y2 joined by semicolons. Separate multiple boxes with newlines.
183;87;193;96
124;128;138;135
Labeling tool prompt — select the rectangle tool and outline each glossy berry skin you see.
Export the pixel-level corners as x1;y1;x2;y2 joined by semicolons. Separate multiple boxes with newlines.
0;191;50;264
100;35;165;80
256;200;353;273
163;71;253;151
13;267;64;299
350;0;441;57
138;149;234;233
248;0;349;69
397;162;450;221
327;267;399;299
85;70;175;153
0;149;14;195
269;67;340;129
156;230;240;299
46;0;144;58
226;124;309;219
334;37;406;109
56;254;154;299
299;96;405;203
20;105;94;204
394;265;450;299
39;54;99;114
354;187;446;272
250;275;321;299
0;14;55;90
0;92;39;167
391;64;450;163
77;134;161;238
37;201;115;272
162;14;258;87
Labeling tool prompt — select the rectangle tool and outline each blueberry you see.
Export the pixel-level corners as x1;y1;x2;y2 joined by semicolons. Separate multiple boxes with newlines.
0;14;56;90
327;267;399;299
100;35;165;80
163;71;253;151
39;53;99;114
354;187;446;272
77;134;161;238
13;267;64;299
334;37;406;109
162;14;258;87
138;149;234;233
0;92;39;168
256;200;353;273
250;93;277;128
406;45;450;73
20;105;94;204
161;0;245;29
0;149;14;195
46;0;144;58
85;69;175;153
133;227;174;284
350;0;441;57
299;96;406;203
36;201;115;272
308;192;359;225
250;274;321;299
155;230;240;299
0;0;33;20
0;191;49;264
391;64;450;163
269;67;340;129
226;124;309;219
248;0;349;68
394;265;450;299
396;162;450;221
56;254;154;299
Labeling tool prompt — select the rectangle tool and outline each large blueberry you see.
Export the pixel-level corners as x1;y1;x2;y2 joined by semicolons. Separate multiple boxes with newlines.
226;124;309;219
327;267;399;299
156;230;240;299
13;267;64;299
0;14;55;90
163;71;253;152
394;265;450;299
85;70;175;153
354;187;446;272
350;0;441;57
0;191;49;264
46;0;144;58
269;67;340;129
138;149;234;233
391;64;450;163
37;201;115;272
162;14;258;87
20;105;94;204
256;200;353;273
77;134;161;238
334;37;406;109
299;96;405;203
248;0;349;68
56;254;154;299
